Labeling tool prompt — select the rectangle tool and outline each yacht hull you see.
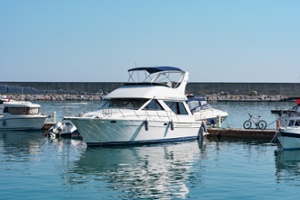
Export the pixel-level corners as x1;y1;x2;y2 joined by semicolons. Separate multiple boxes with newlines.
277;128;300;150
0;116;48;130
69;118;203;146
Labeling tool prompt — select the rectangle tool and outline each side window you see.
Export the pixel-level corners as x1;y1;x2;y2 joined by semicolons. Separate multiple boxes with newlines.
143;100;164;110
295;120;300;127
106;99;147;110
7;107;27;115
165;101;188;115
3;107;8;113
178;102;188;115
166;102;178;114
28;107;39;115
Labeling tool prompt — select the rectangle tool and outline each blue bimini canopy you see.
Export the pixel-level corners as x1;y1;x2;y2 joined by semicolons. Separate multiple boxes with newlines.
128;66;183;74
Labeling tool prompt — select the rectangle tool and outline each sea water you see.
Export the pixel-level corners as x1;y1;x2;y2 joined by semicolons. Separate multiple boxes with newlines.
1;101;300;200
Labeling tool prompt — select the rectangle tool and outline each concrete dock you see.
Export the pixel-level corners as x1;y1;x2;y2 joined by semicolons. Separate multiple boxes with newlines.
43;122;55;131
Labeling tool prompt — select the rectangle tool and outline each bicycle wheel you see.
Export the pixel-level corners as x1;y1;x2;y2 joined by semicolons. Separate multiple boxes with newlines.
243;120;252;129
258;120;267;130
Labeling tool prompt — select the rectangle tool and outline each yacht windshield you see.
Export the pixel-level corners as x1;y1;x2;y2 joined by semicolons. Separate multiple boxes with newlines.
188;101;212;112
100;98;147;110
127;67;184;88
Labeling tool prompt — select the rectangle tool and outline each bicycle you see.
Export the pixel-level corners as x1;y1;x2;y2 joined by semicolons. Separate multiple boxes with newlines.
243;113;267;130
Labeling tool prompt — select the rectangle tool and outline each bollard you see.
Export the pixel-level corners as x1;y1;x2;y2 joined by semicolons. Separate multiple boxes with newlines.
216;115;222;128
51;111;56;123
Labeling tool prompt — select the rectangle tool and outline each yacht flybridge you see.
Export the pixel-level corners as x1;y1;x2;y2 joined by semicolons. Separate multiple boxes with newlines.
65;66;207;146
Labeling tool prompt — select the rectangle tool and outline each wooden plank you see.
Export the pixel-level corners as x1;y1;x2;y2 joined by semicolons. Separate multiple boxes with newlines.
207;128;276;139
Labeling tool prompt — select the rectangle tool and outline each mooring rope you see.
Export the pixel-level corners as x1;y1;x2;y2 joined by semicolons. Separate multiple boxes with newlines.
267;120;276;127
269;131;278;144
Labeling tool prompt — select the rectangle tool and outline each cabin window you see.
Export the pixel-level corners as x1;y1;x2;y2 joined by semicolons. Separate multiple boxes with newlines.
289;120;295;126
165;101;189;115
188;101;200;112
102;98;147;110
188;101;212;112
4;107;39;115
28;107;39;115
295;120;300;127
143;99;164;111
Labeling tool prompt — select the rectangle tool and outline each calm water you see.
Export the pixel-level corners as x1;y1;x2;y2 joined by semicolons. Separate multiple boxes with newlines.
1;101;300;200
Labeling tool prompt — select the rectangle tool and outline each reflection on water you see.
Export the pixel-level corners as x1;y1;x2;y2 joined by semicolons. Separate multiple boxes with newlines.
2;129;300;199
0;130;45;160
68;140;207;199
3;101;300;199
275;149;300;182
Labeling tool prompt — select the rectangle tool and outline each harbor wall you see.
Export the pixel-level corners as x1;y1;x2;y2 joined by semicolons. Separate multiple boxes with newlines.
1;82;300;96
187;82;300;96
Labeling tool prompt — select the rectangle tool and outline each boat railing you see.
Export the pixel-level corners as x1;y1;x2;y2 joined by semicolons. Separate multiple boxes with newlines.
102;108;112;117
134;110;172;120
62;105;86;117
101;108;175;121
142;110;169;120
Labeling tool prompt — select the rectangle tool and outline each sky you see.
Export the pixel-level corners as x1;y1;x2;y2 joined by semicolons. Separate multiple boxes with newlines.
1;0;300;83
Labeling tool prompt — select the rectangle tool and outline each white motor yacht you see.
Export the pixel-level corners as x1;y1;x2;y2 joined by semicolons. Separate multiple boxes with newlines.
0;100;49;130
0;96;11;115
65;66;207;146
276;97;300;149
187;95;228;127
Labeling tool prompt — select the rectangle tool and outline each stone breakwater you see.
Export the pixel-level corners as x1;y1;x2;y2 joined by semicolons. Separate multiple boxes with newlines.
206;94;287;102
6;94;103;101
4;93;288;102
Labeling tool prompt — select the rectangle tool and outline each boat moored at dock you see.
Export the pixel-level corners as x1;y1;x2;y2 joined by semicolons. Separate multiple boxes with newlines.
275;97;300;149
0;100;49;130
65;66;207;146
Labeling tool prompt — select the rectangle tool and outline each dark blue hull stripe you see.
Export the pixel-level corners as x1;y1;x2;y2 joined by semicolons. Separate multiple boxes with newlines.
280;132;300;139
86;136;198;146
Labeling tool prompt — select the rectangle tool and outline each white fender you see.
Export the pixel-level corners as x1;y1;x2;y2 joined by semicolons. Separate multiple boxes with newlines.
199;121;208;138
